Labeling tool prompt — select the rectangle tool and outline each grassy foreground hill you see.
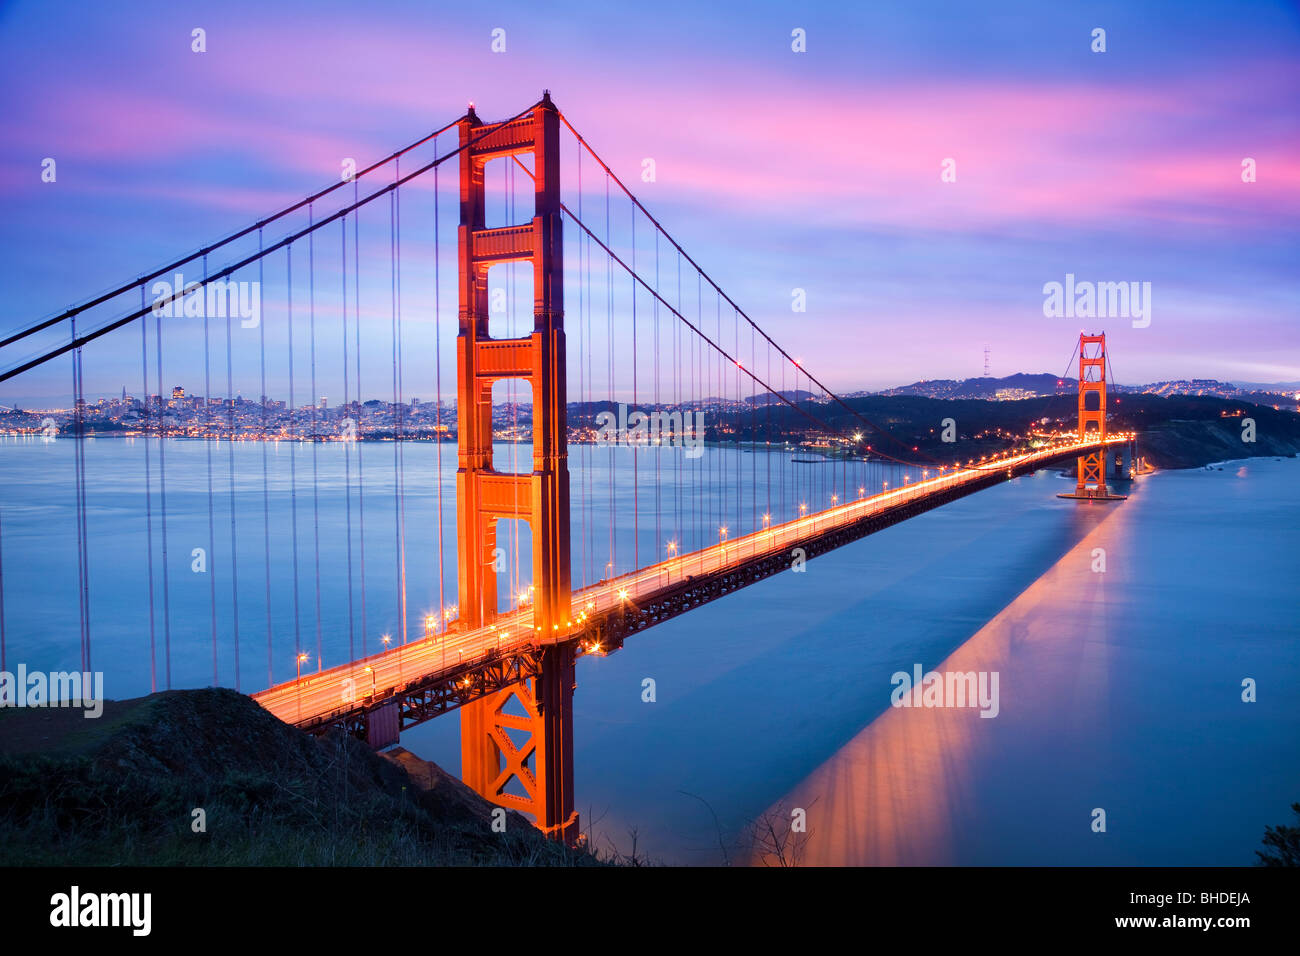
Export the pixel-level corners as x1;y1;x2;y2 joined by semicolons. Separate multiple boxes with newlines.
0;688;599;866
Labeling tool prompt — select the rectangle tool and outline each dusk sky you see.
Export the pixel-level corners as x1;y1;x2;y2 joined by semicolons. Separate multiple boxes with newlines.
2;0;1298;405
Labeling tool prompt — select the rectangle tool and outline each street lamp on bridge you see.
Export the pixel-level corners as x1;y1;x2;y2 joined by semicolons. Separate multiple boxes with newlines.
295;652;310;722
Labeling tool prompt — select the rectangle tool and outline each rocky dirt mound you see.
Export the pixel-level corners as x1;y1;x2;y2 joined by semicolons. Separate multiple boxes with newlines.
0;688;597;866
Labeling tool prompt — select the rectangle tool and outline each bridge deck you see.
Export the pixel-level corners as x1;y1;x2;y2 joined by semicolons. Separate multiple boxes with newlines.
253;437;1128;730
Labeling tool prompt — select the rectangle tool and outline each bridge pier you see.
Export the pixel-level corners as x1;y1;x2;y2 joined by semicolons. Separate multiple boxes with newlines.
461;644;578;841
1070;436;1138;493
1105;440;1129;481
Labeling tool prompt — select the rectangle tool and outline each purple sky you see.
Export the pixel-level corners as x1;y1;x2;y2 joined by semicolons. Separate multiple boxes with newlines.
2;0;1298;406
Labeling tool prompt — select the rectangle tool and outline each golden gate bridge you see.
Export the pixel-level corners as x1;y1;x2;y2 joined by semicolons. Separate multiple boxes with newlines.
0;93;1132;843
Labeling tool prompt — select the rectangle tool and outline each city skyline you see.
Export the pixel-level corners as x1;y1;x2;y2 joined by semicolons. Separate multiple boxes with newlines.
4;366;1298;414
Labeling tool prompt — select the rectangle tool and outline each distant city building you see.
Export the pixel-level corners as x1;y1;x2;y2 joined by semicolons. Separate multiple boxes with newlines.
172;386;184;400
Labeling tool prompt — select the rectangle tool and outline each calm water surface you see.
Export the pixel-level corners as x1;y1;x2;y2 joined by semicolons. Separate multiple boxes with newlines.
2;437;1295;864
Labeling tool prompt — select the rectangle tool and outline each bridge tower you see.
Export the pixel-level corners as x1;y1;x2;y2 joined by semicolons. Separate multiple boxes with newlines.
1060;331;1126;501
1076;332;1108;496
455;94;577;842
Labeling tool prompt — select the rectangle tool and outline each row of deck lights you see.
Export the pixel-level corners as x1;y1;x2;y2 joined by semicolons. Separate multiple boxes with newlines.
288;436;1133;701
693;438;1124;570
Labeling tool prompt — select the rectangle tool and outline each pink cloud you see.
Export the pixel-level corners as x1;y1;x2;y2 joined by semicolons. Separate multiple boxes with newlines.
7;12;1297;238
571;75;1300;233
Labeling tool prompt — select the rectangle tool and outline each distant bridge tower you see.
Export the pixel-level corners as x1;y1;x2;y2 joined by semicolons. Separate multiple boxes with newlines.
455;93;577;842
1076;332;1108;495
1060;331;1126;501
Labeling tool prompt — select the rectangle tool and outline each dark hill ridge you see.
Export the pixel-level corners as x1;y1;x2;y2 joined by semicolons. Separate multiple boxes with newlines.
0;688;598;866
742;392;1300;470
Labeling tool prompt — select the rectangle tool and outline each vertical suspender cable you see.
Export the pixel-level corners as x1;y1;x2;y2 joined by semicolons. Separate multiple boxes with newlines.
433;157;446;657
391;164;409;646
734;307;741;538
577;142;587;590
583;149;594;589
202;254;218;685
653;230;660;561
70;318;87;672
287;245;302;663
258;228;273;686
676;251;686;556
630;200;638;571
353;180;368;655
155;286;172;688
140;284;158;691
309;205;323;669
76;326;91;671
715;292;721;542
226;261;242;690
605;174;614;578
342;216;356;664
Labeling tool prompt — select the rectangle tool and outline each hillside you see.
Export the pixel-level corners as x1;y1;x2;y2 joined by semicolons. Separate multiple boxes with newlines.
0;688;599;866
732;392;1300;470
878;373;1069;399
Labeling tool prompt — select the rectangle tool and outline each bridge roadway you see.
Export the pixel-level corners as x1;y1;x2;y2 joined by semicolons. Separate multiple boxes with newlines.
253;436;1128;733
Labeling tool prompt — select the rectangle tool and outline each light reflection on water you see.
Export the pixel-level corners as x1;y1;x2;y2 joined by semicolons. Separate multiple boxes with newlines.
750;458;1299;866
760;498;1127;865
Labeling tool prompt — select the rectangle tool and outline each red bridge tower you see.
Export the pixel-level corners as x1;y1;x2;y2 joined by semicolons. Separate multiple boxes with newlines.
1059;331;1127;501
455;94;578;842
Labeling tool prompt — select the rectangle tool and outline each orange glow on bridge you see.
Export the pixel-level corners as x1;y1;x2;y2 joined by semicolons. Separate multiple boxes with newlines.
255;434;1129;734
